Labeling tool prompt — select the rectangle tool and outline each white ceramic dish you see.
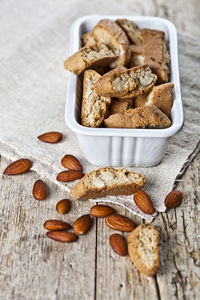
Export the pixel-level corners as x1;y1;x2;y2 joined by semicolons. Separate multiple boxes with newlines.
65;15;184;167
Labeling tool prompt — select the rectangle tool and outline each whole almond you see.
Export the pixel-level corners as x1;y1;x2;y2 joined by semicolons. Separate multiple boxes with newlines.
105;214;136;232
61;155;83;172
134;190;155;215
73;214;92;235
33;180;47;200
56;199;71;214
90;205;115;218
37;132;63;143
109;233;127;256
165;190;183;208
43;220;71;231
46;231;77;243
3;158;32;175
56;170;84;182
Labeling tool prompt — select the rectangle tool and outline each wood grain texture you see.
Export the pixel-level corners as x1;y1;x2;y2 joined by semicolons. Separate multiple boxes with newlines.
0;151;200;300
95;208;159;300
153;153;200;300
0;157;96;300
1;152;200;299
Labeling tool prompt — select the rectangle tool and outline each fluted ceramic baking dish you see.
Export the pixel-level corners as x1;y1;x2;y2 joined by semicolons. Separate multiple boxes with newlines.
65;15;184;167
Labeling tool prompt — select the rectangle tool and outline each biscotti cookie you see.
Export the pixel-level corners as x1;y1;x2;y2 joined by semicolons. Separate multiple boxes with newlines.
116;19;143;46
94;64;157;98
70;167;146;201
81;70;111;127
134;94;147;108
129;44;144;67
142;28;170;82
145;83;174;118
64;44;117;75
116;97;133;107
128;225;160;276
81;32;96;46
104;105;171;128
134;83;174;118
109;99;131;115
93;19;131;67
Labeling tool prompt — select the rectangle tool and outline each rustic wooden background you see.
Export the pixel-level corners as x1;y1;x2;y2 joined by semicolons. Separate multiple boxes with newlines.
0;0;200;299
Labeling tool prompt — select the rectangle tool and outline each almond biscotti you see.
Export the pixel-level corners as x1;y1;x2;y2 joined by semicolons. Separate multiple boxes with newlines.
134;83;174;118
109;99;131;115
128;225;160;276
104;106;171;129
93;19;131;67
64;44;117;75
116;19;143;46
129;44;144;67
81;70;111;127
81;32;96;46
70;167;146;201
94;64;157;98
142;28;170;82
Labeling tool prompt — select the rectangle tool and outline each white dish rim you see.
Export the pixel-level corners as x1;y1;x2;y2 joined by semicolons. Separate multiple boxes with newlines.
65;15;184;138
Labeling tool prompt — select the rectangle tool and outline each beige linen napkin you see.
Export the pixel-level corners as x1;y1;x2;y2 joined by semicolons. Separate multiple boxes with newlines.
0;0;200;222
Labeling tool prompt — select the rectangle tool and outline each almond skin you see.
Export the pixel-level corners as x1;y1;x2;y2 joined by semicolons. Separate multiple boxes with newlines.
56;199;71;214
37;132;63;143
109;233;127;256
3;158;32;175
73;214;92;235
46;231;77;243
56;170;84;182
61;155;83;172
134;190;155;215
105;214;136;232
33;180;47;200
165;190;183;208
90;205;115;218
43;220;71;231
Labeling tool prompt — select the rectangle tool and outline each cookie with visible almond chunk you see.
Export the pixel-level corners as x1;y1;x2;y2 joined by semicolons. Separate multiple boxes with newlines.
81;32;96;46
134;83;174;118
94;64;157;98
93;19;131;68
128;225;160;276
116;19;143;46
81;70;111;128
64;44;117;75
70;167;146;201
104;106;171;129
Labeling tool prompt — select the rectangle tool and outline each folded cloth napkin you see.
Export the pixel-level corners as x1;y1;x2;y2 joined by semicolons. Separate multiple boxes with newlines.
0;1;200;222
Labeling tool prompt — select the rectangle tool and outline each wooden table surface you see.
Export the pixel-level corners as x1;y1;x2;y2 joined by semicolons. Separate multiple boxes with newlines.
0;1;200;299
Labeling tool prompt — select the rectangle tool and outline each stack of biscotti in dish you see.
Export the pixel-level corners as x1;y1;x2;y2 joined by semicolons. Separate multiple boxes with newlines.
64;18;173;129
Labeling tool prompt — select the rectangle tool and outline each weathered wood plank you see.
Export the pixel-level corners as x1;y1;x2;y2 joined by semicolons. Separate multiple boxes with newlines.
0;157;96;300
153;152;200;300
95;207;159;300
